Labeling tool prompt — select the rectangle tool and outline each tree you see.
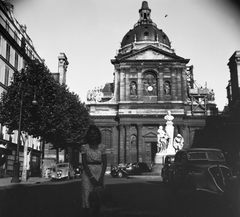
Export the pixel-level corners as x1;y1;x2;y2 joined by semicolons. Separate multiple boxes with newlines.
42;85;92;150
0;60;92;154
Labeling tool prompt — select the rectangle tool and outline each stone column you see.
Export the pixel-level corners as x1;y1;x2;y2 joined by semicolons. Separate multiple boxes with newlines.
176;68;182;100
126;73;130;101
119;125;125;163
111;126;117;165
137;124;143;162
158;67;164;101
120;68;125;102
125;125;130;162
171;68;176;100
137;67;142;101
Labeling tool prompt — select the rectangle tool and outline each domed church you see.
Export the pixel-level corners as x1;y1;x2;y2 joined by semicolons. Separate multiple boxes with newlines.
86;1;217;167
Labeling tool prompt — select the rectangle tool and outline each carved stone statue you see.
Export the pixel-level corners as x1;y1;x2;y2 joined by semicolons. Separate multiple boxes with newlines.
157;126;169;154
173;134;184;153
164;110;174;123
130;82;137;96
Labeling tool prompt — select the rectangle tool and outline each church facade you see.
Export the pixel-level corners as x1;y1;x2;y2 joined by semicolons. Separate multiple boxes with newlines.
86;1;217;167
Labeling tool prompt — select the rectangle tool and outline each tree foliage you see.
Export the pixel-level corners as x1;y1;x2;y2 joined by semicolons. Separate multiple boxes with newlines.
0;60;92;150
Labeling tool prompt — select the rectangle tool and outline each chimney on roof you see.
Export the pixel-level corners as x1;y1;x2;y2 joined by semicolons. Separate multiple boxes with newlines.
58;53;69;85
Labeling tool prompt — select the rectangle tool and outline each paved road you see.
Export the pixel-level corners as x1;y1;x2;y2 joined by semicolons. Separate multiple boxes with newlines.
0;175;239;217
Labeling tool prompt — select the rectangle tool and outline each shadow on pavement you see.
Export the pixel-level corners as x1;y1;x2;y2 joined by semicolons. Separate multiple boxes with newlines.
0;179;239;217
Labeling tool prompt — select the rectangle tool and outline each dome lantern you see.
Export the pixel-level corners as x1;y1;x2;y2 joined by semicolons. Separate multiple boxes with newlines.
135;1;154;27
118;1;173;56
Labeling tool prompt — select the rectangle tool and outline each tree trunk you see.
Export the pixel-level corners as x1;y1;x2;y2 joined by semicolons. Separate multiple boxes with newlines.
22;133;29;181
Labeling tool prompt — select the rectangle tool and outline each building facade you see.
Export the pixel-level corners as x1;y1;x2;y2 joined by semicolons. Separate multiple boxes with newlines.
0;1;45;177
87;1;217;168
226;51;240;116
192;51;240;171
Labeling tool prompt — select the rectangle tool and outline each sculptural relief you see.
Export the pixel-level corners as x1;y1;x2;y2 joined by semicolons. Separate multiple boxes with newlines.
173;134;184;153
157;126;169;154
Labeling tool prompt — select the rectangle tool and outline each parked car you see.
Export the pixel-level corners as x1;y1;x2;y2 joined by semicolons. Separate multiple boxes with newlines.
161;154;175;185
51;163;75;181
73;163;83;179
111;162;151;178
169;148;237;195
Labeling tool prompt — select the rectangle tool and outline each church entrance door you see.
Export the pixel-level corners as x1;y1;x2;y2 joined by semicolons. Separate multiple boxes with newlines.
145;142;157;167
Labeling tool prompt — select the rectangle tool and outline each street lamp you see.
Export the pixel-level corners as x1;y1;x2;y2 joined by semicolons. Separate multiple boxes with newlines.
11;82;37;183
11;86;23;183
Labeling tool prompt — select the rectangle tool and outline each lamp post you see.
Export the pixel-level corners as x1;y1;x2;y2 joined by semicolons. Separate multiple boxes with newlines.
11;87;23;183
11;79;37;183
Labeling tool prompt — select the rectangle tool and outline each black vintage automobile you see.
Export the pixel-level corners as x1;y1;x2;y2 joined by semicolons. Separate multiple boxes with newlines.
169;148;237;195
73;163;83;179
161;154;175;185
111;162;151;178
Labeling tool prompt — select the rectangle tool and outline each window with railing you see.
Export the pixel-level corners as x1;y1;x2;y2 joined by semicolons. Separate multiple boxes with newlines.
6;43;10;62
14;31;18;41
5;20;9;32
0;14;42;62
4;67;9;86
15;52;18;69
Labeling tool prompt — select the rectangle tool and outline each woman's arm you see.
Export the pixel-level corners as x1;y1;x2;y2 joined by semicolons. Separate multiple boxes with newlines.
98;154;107;185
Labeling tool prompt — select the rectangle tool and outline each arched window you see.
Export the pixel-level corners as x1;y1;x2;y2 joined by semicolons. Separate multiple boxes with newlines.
101;129;111;150
143;73;157;96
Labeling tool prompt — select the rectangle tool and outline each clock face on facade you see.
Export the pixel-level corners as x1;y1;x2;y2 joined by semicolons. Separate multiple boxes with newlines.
147;86;153;91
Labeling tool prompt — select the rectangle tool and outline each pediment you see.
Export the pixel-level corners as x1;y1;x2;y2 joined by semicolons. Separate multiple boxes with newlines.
127;49;173;60
119;45;186;61
143;132;157;138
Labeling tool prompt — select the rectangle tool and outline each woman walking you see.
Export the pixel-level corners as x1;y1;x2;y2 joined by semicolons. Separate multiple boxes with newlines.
81;125;107;217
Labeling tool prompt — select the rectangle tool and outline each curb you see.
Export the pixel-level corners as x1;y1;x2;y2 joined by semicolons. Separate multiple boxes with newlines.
0;177;51;189
127;175;162;180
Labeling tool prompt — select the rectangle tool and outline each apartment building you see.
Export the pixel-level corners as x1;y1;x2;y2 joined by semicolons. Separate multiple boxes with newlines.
0;1;43;177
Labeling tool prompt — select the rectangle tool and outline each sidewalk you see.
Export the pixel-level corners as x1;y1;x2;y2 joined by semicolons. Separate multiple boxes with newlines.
0;176;51;188
0;172;162;189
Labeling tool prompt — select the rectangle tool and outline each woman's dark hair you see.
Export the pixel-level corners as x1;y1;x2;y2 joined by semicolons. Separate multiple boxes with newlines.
85;125;102;144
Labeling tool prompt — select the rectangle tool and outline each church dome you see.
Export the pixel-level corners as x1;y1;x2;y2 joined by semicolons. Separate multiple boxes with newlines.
121;1;171;49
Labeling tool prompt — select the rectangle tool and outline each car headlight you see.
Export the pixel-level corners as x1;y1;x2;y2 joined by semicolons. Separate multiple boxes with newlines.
57;170;62;177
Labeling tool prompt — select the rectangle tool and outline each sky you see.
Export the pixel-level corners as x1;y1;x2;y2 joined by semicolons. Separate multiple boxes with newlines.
8;0;240;110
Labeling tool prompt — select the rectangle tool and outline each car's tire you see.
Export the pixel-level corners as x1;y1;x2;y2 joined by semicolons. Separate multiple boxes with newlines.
117;171;123;178
185;175;196;193
163;178;167;187
67;173;70;181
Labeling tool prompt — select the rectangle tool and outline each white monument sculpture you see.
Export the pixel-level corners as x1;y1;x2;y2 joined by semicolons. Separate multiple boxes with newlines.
173;134;184;153
154;111;176;165
153;111;185;173
164;111;176;155
157;126;169;154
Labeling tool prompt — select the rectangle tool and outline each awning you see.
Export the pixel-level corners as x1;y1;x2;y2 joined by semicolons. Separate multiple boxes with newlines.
0;144;12;155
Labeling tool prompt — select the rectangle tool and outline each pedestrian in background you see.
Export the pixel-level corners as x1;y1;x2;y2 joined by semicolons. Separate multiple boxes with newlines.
81;125;107;217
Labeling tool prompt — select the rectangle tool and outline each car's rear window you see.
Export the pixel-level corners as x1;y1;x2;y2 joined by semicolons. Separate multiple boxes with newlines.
187;152;207;160
57;164;69;168
207;152;225;161
187;152;225;162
